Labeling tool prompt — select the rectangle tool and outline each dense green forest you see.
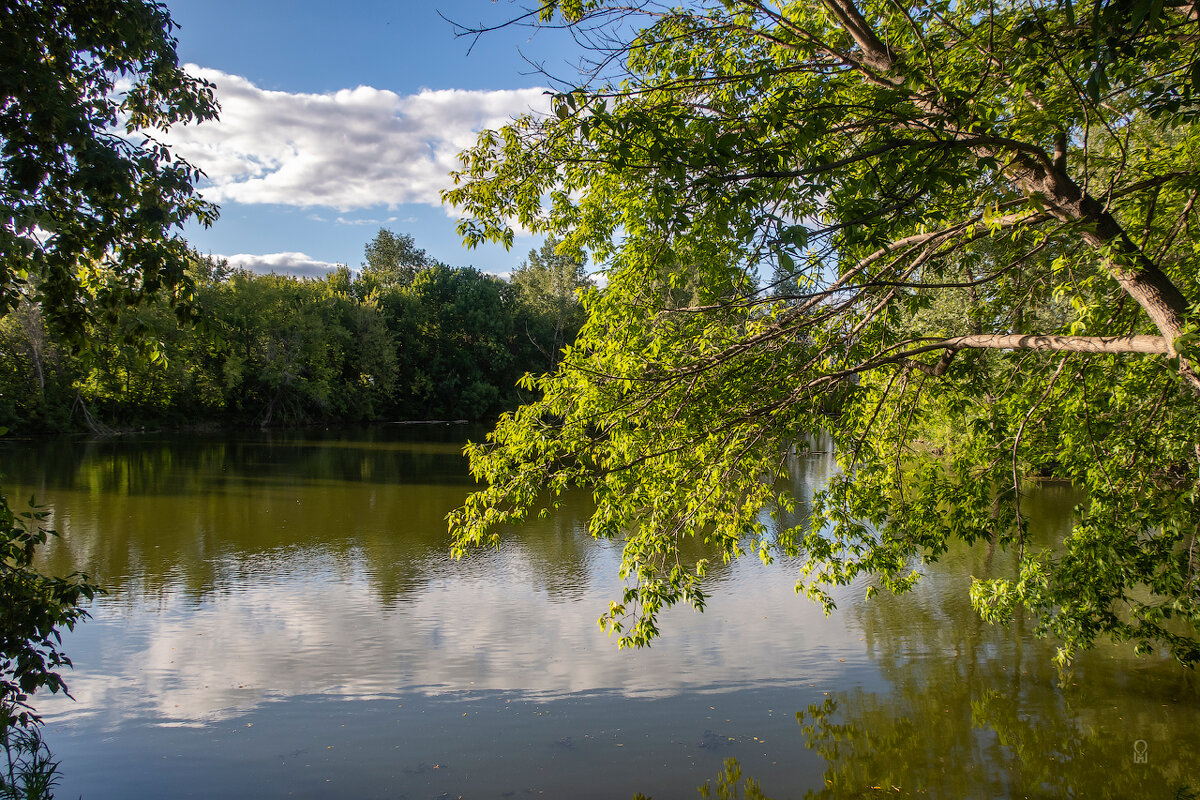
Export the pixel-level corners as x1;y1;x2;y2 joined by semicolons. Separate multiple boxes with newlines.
0;230;590;432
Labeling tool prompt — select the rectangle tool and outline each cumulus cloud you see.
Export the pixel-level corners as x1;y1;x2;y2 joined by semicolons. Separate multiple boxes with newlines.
160;67;550;210
223;251;344;278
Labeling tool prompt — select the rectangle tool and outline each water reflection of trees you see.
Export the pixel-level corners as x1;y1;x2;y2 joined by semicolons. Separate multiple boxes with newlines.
792;675;1197;798
669;474;1197;800
3;430;479;605
789;481;1200;799
1;426;476;497
8;433;1198;797
5;431;833;609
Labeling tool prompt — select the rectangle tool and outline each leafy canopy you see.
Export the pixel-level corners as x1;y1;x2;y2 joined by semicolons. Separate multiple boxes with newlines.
360;228;434;293
0;0;217;340
511;236;593;356
446;0;1200;665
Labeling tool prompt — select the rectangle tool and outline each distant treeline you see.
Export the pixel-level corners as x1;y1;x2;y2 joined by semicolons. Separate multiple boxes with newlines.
0;231;591;431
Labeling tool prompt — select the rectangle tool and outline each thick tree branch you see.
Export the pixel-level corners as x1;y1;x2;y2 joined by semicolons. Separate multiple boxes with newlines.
814;0;1200;390
906;334;1170;376
821;0;900;75
942;333;1170;354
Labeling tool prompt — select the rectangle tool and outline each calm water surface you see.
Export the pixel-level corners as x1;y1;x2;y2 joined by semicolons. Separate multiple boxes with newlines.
1;427;1196;799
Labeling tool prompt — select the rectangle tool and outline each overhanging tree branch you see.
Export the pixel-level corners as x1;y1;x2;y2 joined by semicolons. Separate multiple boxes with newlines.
448;0;1200;663
813;0;1200;389
904;334;1170;376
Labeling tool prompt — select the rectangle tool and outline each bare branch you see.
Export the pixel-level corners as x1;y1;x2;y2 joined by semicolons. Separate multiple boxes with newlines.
904;334;1170;376
942;333;1170;355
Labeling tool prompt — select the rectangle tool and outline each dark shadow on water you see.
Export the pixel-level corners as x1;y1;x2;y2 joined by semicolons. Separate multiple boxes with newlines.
0;425;482;499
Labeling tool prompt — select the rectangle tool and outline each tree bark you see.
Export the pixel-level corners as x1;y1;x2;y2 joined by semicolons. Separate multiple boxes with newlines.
944;333;1170;355
819;0;1200;392
906;334;1170;376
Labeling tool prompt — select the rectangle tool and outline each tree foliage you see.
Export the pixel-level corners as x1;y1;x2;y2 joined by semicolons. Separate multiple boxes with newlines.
0;0;218;339
0;245;587;430
511;236;593;358
0;499;96;732
446;0;1200;664
360;227;434;293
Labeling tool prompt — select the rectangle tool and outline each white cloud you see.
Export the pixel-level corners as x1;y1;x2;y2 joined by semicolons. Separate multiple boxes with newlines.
161;67;550;211
223;251;344;278
333;215;402;226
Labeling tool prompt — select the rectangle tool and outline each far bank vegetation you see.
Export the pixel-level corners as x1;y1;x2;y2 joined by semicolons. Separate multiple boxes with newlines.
0;231;591;431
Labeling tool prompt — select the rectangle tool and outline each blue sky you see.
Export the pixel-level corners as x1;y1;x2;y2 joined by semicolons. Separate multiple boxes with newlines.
161;1;582;277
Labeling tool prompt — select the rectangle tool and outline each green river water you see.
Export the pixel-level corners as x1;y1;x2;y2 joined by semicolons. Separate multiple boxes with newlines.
0;426;1196;799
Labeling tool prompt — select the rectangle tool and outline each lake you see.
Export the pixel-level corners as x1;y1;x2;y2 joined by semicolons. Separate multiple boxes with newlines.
1;426;1196;798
